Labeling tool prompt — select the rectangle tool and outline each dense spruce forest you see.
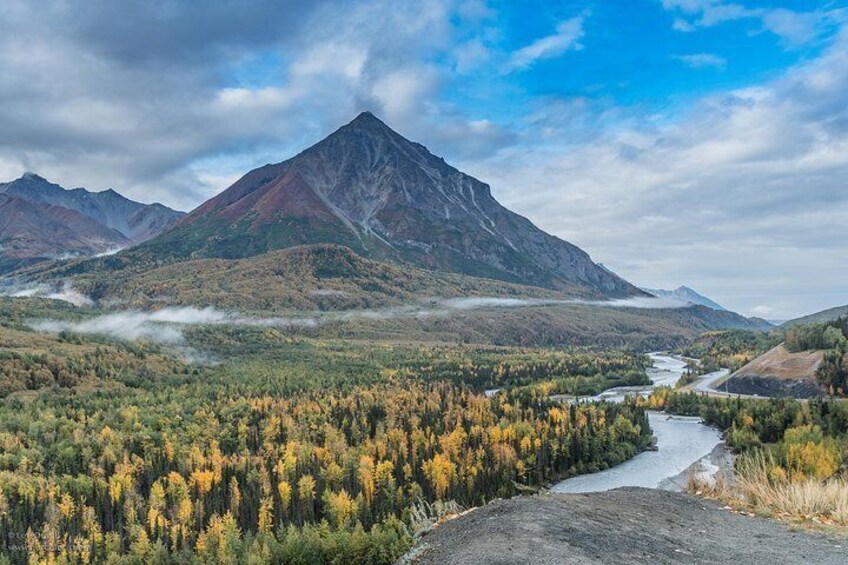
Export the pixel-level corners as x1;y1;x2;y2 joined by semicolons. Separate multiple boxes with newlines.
0;298;653;564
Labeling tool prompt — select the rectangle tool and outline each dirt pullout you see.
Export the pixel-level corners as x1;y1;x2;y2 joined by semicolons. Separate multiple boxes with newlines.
405;488;845;565
718;344;824;398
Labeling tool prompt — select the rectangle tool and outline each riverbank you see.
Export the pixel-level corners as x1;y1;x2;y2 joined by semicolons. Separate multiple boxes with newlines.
404;488;847;564
550;353;725;493
551;412;722;493
658;442;734;492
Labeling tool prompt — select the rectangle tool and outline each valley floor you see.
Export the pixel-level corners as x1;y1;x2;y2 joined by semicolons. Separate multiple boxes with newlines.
405;488;846;564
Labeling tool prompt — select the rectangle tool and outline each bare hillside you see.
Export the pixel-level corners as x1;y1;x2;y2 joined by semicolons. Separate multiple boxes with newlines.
718;344;824;397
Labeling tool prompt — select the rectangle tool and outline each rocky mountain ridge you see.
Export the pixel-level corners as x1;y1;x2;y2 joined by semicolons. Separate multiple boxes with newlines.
146;112;641;298
0;173;184;271
0;173;184;243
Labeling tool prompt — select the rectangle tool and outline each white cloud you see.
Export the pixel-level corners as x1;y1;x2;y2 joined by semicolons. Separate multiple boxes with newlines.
371;67;441;122
748;305;774;318
0;281;93;307
662;1;846;47
291;43;368;80
673;53;727;69
466;28;848;319
453;39;491;73
672;17;696;32
213;86;300;113
30;307;318;344
28;296;691;346
0;0;491;210
505;16;585;71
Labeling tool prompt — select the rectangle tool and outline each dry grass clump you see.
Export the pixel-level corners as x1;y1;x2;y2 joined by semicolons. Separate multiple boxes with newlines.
688;450;848;526
686;470;732;501
734;452;848;524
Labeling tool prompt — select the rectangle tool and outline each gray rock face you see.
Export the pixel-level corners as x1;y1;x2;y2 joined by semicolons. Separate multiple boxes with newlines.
718;374;822;398
175;112;642;297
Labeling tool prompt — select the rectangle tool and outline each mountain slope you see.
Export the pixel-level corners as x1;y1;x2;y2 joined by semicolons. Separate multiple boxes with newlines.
641;286;727;311
142;112;640;298
0;173;184;243
0;194;131;271
783;305;848;327
62;243;569;310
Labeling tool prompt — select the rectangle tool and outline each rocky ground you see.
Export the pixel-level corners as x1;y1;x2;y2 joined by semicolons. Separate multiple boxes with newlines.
403;487;846;564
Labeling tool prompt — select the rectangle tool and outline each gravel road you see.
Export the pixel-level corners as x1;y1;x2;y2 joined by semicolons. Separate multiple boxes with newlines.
404;488;846;564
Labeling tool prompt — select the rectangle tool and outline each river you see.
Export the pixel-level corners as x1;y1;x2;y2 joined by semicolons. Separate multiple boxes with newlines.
551;353;723;494
575;353;688;404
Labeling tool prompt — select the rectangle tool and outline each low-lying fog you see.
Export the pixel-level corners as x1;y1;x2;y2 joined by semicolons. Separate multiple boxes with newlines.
4;280;691;353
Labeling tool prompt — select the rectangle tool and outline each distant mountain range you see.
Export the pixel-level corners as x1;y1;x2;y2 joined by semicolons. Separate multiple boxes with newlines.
0;173;183;271
640;286;727;311
9;112;773;344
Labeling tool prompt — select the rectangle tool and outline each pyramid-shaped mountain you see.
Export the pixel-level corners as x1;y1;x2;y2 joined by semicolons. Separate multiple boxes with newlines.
144;112;640;297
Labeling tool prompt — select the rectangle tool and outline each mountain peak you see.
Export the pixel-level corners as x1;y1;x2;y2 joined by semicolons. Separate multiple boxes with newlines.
341;111;397;137
641;285;728;312
11;172;55;188
2;172;63;195
0;173;185;253
147;113;642;298
350;110;382;124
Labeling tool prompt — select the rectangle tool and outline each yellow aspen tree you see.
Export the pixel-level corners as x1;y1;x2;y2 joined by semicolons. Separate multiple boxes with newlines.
297;475;316;519
229;476;241;516
258;497;274;534
190;469;215;496
422;453;455;499
358;456;376;504
278;481;292;517
323;489;356;528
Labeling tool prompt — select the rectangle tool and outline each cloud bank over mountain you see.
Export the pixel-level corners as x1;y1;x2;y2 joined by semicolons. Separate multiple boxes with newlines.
0;0;844;318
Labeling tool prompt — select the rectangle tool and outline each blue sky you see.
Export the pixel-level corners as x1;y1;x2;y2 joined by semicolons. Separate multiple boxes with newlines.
0;0;846;319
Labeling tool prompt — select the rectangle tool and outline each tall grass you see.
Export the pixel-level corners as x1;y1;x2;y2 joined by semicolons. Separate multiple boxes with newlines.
734;451;848;524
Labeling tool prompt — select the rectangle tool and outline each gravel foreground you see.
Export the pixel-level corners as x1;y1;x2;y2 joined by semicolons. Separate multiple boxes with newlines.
403;488;846;564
